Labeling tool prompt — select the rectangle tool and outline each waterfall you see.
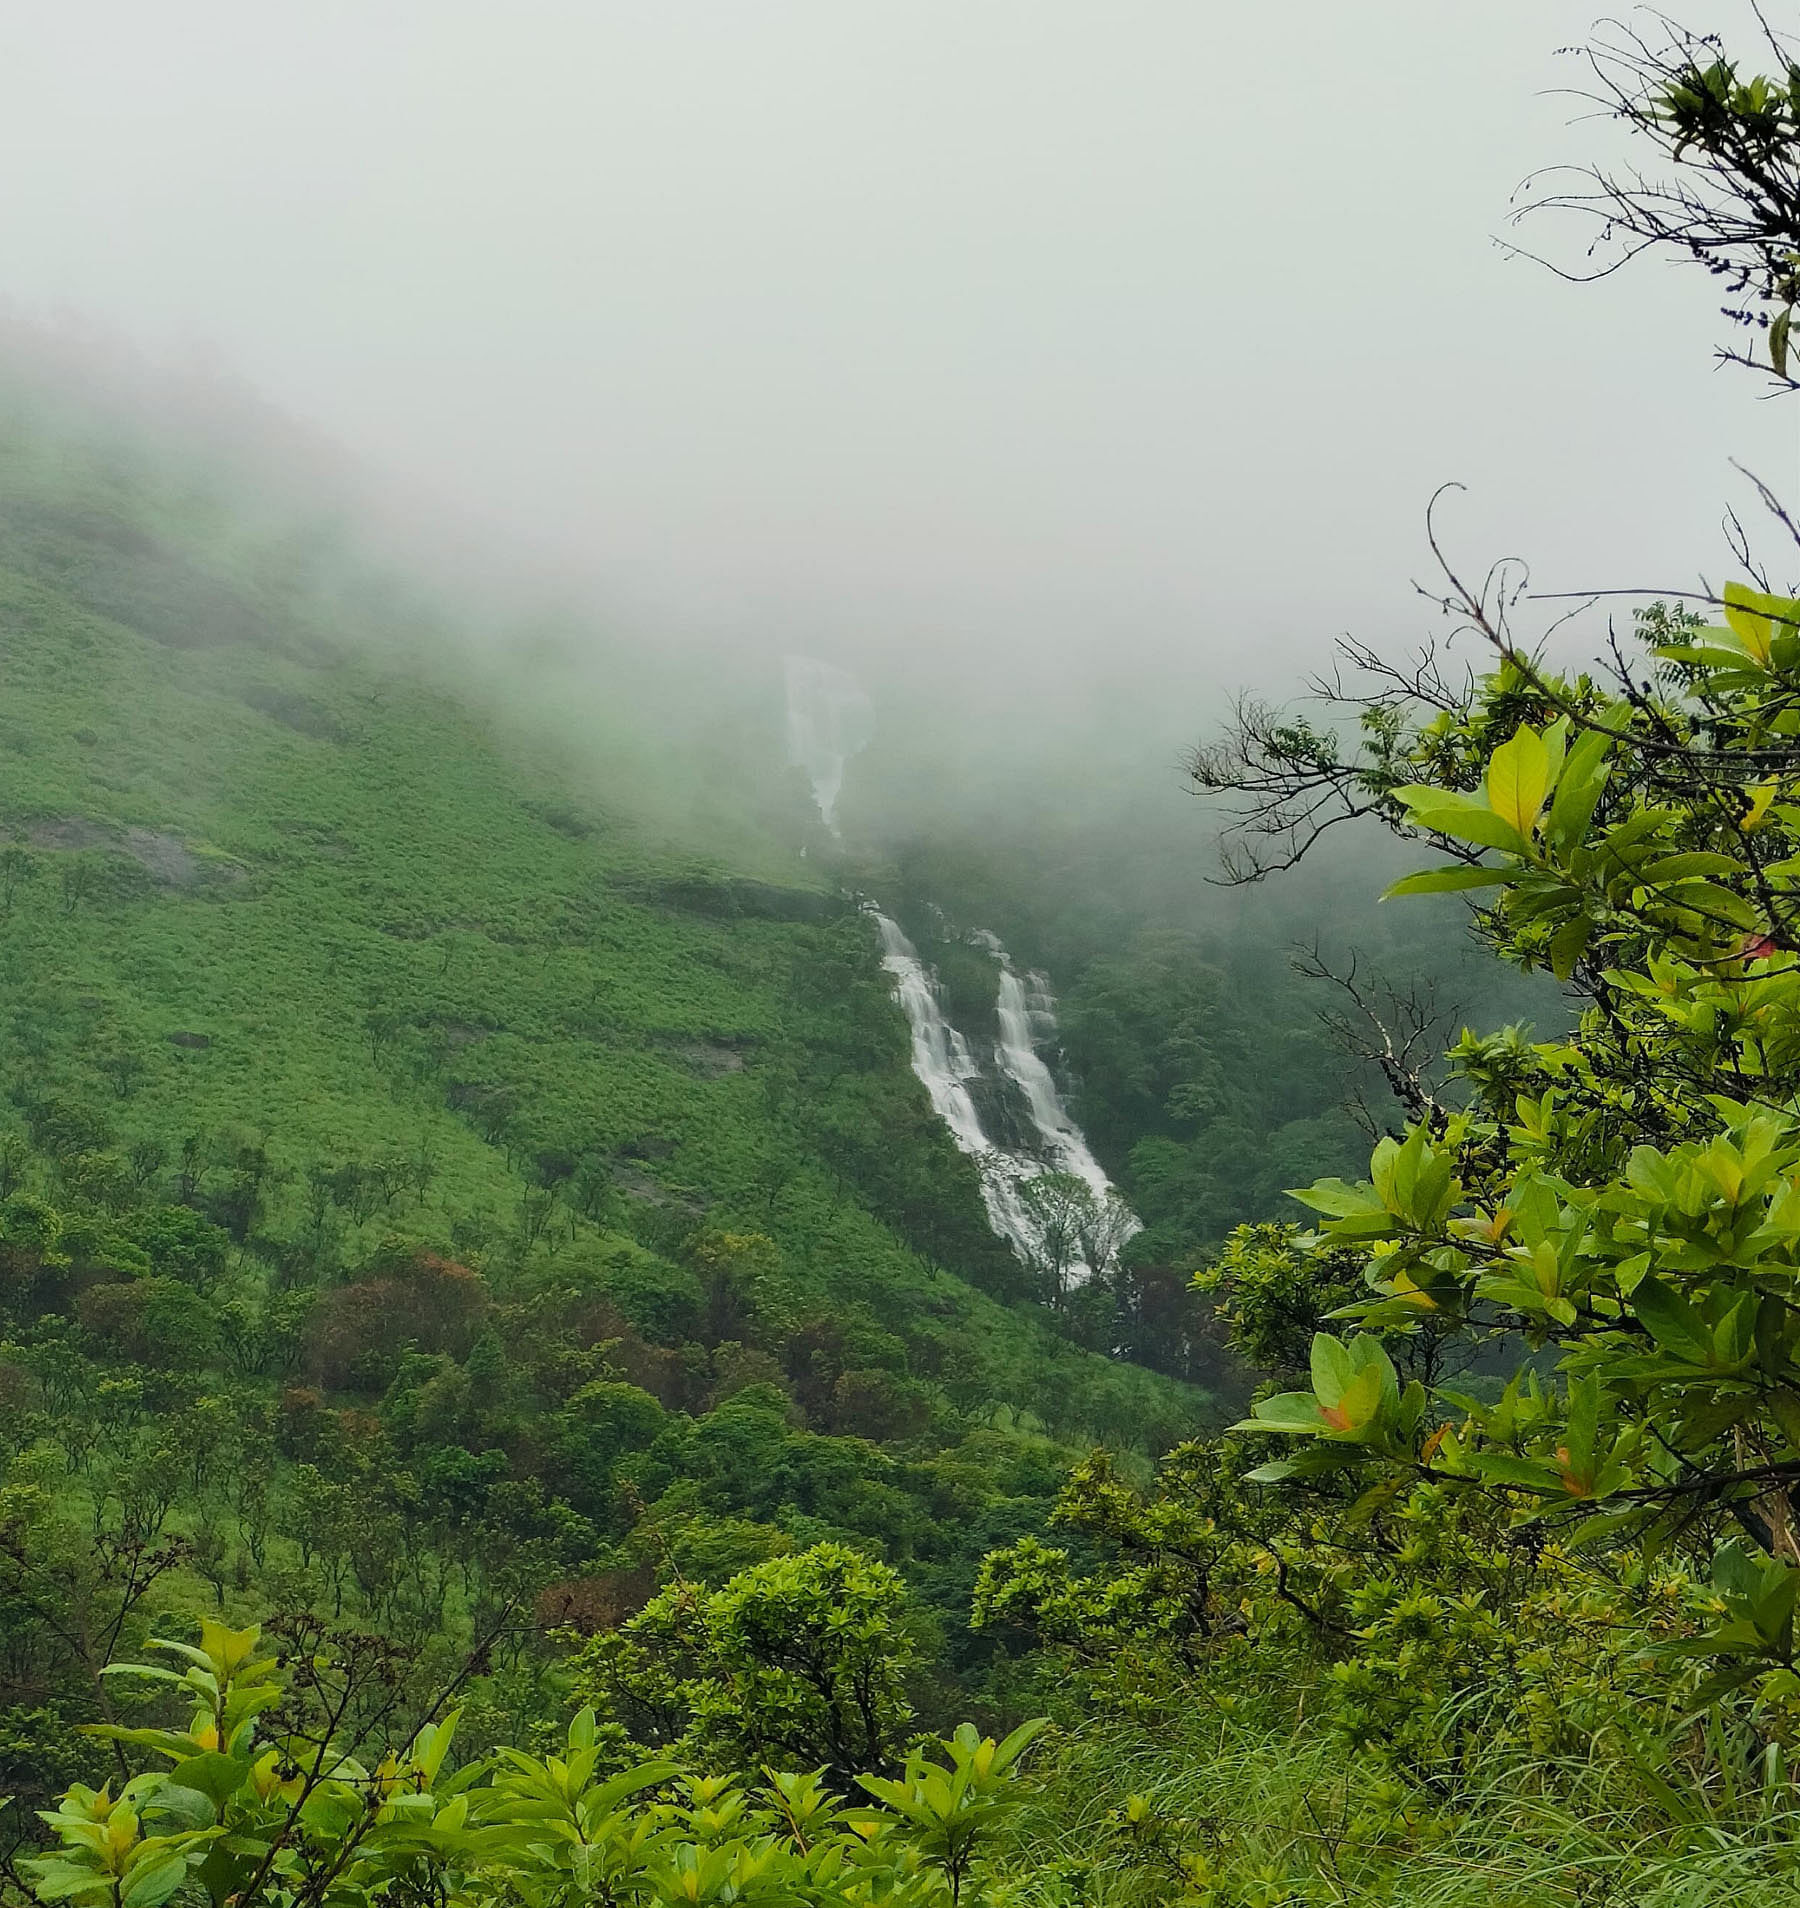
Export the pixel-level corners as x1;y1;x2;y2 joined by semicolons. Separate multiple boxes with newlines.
990;950;1123;1214
870;909;1137;1279
871;911;1043;1259
784;655;872;834
776;658;1136;1278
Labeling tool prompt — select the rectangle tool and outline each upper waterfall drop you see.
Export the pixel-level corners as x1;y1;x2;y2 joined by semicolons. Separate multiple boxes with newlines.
784;654;872;833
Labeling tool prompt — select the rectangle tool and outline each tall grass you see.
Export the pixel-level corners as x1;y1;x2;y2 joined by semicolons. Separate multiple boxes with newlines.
999;1697;1800;1906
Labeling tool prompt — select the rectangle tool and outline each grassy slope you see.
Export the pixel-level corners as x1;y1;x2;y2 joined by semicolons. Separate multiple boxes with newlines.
0;423;1204;1445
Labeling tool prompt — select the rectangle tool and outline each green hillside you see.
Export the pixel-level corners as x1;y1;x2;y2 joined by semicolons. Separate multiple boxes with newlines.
0;401;1216;1822
21;20;1800;1906
0;415;1203;1428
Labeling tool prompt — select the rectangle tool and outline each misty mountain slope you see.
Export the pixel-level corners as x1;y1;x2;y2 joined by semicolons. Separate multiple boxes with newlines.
0;436;1206;1447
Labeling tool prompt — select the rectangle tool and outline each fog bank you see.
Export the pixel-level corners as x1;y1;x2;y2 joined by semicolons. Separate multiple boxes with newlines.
2;1;1792;717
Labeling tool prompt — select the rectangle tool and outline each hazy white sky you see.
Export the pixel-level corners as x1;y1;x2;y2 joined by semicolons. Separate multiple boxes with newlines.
1;2;1793;691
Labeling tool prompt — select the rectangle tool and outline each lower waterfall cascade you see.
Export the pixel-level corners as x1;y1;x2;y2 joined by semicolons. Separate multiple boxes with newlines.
870;910;1138;1279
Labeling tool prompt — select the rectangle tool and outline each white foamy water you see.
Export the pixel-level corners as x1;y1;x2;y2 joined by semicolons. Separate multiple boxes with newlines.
871;910;1137;1279
992;954;1122;1212
777;656;1135;1278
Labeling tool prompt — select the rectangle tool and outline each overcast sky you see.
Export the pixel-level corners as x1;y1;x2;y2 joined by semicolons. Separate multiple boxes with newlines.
0;2;1793;698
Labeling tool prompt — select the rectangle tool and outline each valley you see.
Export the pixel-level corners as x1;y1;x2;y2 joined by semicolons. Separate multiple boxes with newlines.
5;16;1797;1897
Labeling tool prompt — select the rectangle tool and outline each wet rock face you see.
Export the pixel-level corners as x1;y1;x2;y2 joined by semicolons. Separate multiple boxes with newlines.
22;816;246;890
675;1041;748;1078
23;817;112;853
119;826;202;887
239;684;347;742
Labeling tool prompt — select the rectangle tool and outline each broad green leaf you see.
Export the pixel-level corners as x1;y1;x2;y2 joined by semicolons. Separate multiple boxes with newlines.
1460;1451;1563;1493
1288;1177;1383;1219
1401;800;1530;853
1242;1458;1300;1484
1548;912;1590;981
1381;864;1511;899
1626;1146;1680;1203
1770;1390;1800;1451
992;1717;1048;1770
166;1755;250;1814
1632;1278;1713;1363
120;1854;192;1908
1636;852;1744;883
1231;1391;1327;1435
27;1863;109;1902
1310;1334;1355;1408
1322;1363;1385;1435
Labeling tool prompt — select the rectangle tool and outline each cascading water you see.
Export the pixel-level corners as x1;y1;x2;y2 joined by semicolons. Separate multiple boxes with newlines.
778;653;1136;1276
870;911;1137;1279
783;654;873;835
987;941;1125;1215
870;911;1044;1261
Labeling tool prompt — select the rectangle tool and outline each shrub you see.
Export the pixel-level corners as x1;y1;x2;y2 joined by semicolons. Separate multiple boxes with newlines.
76;1276;220;1369
112;1204;230;1289
306;1251;487;1391
571;1541;919;1785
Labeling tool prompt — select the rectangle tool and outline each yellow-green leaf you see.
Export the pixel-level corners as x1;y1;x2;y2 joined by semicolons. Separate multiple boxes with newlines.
1721;581;1799;666
1487;725;1550;838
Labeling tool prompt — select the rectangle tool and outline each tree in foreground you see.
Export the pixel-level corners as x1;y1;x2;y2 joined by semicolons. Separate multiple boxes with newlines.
564;1542;919;1789
977;21;1800;1845
1193;19;1800;1709
22;1617;1042;1908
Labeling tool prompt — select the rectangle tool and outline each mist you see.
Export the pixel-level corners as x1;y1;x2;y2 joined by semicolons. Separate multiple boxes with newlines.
3;0;1798;892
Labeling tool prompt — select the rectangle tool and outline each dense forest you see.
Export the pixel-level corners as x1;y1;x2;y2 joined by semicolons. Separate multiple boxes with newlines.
15;14;1800;1908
